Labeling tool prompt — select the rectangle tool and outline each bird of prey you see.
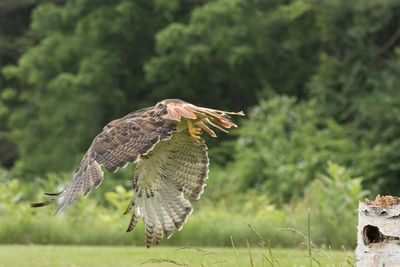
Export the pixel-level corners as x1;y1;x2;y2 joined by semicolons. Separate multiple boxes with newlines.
32;99;244;247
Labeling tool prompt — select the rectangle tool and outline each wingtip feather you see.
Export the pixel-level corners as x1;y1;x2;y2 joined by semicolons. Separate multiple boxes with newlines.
30;200;53;208
44;190;64;196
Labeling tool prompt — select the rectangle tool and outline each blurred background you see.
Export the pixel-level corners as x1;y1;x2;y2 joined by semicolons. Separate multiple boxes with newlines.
0;0;399;249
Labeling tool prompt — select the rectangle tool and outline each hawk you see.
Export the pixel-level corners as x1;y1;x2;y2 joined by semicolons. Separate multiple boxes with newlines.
32;99;244;247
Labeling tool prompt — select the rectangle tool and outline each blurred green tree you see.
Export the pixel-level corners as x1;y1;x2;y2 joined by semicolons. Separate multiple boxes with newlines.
0;0;38;168
145;0;319;110
308;0;400;193
3;0;204;174
2;0;400;196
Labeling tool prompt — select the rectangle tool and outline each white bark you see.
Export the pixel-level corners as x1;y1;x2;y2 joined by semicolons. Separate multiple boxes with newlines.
356;196;400;267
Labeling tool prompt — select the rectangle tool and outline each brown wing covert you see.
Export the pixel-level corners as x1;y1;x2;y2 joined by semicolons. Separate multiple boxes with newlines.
32;104;176;214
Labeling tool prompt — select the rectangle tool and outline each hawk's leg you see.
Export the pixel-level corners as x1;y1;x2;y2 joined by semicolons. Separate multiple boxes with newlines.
187;119;202;142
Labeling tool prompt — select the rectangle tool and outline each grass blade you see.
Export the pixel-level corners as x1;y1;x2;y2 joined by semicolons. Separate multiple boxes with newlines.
308;208;313;267
246;239;255;267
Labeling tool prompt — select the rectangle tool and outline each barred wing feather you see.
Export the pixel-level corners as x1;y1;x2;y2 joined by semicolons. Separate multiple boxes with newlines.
126;131;209;247
32;108;176;214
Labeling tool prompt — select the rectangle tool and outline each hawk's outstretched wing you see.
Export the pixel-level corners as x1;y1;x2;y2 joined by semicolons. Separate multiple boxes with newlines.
32;105;176;213
124;131;208;247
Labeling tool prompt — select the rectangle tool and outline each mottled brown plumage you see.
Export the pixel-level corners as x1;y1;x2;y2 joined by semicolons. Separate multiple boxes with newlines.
32;99;244;247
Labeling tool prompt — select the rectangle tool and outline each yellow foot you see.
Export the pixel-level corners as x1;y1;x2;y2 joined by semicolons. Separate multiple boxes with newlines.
187;120;202;142
190;127;202;141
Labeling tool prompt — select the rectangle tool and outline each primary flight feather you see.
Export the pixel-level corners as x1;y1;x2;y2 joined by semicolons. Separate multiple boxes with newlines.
32;99;244;247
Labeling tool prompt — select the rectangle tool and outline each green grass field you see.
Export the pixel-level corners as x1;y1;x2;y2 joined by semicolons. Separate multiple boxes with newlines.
0;245;354;267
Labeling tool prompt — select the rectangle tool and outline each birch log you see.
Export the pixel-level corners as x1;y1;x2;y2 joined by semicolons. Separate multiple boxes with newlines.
356;195;400;267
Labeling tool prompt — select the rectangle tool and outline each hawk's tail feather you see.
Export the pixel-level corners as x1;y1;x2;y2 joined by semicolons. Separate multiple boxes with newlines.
126;178;192;247
190;106;244;129
162;100;244;136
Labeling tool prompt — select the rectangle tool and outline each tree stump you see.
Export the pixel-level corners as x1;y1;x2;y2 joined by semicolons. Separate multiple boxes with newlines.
356;195;400;267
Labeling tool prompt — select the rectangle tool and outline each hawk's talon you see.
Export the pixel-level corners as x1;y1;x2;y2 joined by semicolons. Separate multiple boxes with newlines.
189;128;202;142
187;120;202;142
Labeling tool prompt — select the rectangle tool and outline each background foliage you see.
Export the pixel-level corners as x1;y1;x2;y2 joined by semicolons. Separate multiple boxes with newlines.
0;0;399;248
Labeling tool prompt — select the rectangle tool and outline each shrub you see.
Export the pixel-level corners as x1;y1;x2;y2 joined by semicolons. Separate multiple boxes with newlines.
227;97;357;204
287;162;366;248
